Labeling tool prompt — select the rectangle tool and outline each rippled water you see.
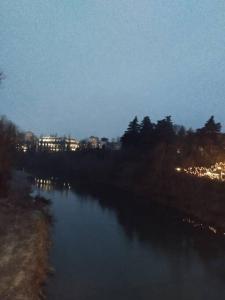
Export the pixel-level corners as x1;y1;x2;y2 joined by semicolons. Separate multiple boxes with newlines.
33;178;225;300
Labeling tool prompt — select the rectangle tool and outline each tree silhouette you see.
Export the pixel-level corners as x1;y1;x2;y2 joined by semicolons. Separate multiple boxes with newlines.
121;116;140;148
0;72;4;84
0;116;21;186
199;116;221;134
197;116;222;146
154;116;175;144
139;116;154;149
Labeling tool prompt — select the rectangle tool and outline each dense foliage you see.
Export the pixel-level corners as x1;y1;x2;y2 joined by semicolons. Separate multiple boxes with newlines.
0;116;22;187
121;115;225;167
20;115;225;184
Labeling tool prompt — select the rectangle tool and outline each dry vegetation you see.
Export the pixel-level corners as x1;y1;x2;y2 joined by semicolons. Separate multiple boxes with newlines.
0;172;50;300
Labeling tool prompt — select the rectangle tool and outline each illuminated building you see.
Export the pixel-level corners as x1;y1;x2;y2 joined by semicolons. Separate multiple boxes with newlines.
88;136;101;149
38;136;79;152
79;136;121;150
65;138;80;151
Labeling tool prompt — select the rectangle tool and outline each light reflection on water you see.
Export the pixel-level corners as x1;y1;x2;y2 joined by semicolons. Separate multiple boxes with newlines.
34;177;71;191
33;177;225;300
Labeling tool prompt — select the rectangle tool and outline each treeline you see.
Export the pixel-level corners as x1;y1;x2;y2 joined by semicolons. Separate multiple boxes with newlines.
0;74;20;187
121;115;225;167
0;116;22;188
19;114;225;231
20;114;225;185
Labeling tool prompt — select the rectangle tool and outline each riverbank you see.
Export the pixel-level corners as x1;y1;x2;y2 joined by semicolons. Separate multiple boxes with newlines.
0;171;51;300
83;173;225;234
63;171;225;235
33;168;225;235
19;149;225;234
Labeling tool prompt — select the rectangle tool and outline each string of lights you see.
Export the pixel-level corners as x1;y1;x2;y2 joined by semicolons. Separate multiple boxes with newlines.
176;162;225;181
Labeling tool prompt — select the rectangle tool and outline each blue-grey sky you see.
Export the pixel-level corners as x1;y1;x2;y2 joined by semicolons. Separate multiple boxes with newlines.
1;0;225;138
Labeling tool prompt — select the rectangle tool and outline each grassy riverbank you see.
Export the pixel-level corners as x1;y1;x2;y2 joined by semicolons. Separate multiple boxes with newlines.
0;171;51;300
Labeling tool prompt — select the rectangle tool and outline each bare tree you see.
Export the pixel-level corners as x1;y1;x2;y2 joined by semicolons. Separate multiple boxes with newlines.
0;71;5;84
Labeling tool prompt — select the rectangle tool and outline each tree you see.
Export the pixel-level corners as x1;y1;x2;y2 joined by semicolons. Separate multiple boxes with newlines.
173;125;186;138
154;116;175;144
121;116;140;148
140;116;154;135
197;116;222;145
139;116;154;149
0;72;4;84
0;116;21;186
198;116;221;135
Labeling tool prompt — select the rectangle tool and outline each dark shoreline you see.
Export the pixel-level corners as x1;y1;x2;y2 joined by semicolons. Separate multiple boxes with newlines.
75;177;225;235
0;171;51;300
28;168;225;236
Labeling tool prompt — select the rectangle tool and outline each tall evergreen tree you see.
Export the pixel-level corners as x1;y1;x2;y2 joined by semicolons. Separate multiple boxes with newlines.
121;116;140;148
140;116;154;134
199;116;221;134
197;116;222;146
139;116;154;149
154;116;175;144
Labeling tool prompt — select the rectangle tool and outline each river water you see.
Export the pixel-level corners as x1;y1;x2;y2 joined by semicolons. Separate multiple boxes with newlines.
33;178;225;300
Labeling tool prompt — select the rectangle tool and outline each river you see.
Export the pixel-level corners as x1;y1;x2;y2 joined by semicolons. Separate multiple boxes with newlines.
33;177;225;300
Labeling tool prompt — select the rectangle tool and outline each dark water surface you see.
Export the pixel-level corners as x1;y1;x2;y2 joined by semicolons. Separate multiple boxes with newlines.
33;178;225;300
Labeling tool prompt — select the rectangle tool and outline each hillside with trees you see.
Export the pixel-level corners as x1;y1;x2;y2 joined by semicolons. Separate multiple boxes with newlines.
19;114;225;230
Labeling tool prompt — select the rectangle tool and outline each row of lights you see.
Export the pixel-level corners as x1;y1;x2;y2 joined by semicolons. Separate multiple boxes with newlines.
176;163;225;234
34;178;71;191
182;217;219;234
175;162;225;182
